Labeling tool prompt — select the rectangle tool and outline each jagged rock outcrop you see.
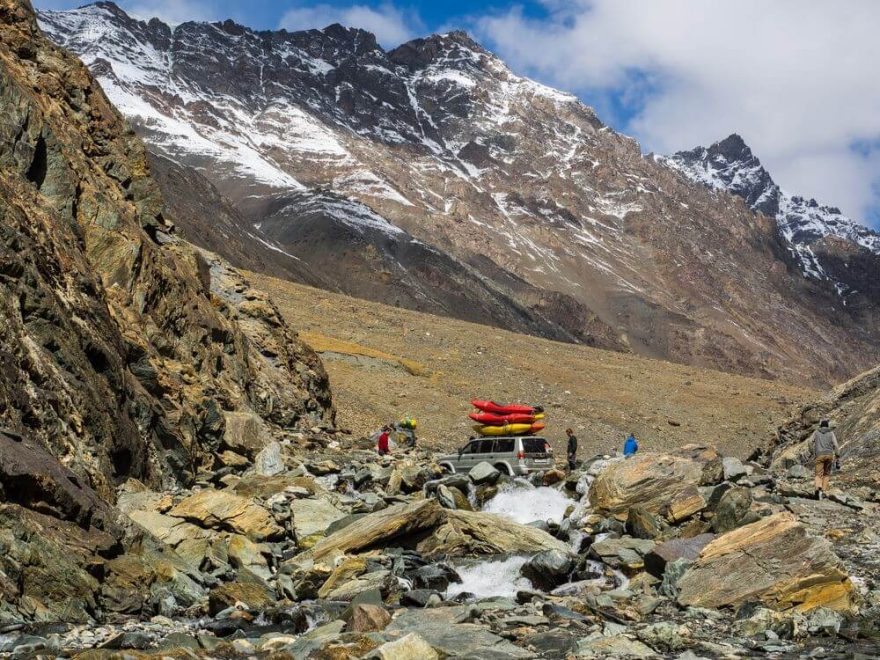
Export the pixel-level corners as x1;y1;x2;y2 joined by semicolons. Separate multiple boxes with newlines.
665;134;880;307
39;2;880;385
757;363;880;492
0;0;333;499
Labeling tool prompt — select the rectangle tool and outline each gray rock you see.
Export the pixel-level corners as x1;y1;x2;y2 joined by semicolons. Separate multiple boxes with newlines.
99;632;153;650
626;506;664;539
636;622;691;652
367;633;439;660
386;608;532;658
645;534;714;577
710;487;752;533
291;498;347;539
469;462;501;485
401;589;443;608
254;441;284;476
410;564;460;591
722;456;748;482
659;558;693;598
437;484;457;510
591;536;655;569
806;607;843;635
542;602;587;621
521;549;574;591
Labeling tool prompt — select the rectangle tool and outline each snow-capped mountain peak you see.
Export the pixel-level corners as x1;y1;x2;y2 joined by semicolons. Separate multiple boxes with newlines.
665;134;880;292
38;2;880;384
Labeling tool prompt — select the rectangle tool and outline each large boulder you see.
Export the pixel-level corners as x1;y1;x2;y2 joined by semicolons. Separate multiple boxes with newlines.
589;453;704;518
221;412;268;459
521;550;574;591
469;462;501;485
418;508;572;558
300;499;569;561
368;633;438;660
677;513;853;612
291;498;347;540
644;534;715;577
169;489;283;541
385;608;531;658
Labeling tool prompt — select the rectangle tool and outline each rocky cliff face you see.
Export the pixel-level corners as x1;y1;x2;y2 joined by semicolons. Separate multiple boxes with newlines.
0;0;332;501
38;2;880;385
758;364;880;493
665;134;880;305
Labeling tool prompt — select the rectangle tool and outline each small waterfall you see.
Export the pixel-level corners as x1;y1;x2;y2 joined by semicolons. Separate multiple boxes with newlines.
466;481;478;509
446;556;533;600
482;482;572;526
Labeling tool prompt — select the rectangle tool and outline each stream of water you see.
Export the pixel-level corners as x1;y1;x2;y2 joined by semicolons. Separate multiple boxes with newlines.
481;480;572;526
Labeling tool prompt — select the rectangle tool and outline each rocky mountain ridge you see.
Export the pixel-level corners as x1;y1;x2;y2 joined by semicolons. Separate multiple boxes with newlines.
38;1;880;385
665;133;880;303
0;0;332;498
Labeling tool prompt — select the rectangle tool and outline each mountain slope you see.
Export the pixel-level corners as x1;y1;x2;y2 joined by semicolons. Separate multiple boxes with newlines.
39;2;880;385
665;134;880;304
251;272;816;458
0;0;332;500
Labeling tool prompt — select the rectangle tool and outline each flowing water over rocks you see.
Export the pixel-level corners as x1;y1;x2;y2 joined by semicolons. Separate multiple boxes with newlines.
483;480;574;526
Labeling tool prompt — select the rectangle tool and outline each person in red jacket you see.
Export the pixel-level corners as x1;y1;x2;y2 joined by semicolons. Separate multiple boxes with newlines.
377;426;391;456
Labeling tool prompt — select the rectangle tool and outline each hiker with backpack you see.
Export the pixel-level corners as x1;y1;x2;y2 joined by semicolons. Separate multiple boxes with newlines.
812;419;840;499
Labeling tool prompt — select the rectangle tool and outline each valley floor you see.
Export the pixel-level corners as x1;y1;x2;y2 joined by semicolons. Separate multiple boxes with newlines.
250;274;815;458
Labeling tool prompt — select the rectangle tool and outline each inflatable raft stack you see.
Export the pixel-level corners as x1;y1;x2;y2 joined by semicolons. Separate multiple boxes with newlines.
469;400;545;437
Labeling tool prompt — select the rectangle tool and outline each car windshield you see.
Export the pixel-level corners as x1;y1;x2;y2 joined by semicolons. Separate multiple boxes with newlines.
522;438;548;454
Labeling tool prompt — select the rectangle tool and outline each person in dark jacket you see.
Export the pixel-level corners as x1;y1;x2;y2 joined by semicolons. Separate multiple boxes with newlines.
623;433;639;457
566;428;578;471
377;426;391;456
812;419;839;498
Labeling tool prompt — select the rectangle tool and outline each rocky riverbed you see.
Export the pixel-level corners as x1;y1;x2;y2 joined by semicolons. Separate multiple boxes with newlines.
2;432;879;659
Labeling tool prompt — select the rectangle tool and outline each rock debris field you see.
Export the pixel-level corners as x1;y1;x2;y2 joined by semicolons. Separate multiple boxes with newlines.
3;432;879;658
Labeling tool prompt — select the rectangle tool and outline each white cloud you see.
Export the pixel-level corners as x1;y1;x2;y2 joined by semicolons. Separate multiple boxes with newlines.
477;0;880;226
279;2;419;47
123;0;219;26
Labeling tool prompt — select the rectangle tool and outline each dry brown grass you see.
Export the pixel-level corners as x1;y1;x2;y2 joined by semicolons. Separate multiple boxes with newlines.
251;273;817;458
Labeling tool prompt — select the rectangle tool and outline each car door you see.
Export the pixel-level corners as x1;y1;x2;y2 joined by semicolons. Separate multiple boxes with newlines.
477;438;496;466
457;439;479;471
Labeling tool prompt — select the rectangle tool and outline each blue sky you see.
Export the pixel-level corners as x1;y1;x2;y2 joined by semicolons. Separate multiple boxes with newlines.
35;1;880;229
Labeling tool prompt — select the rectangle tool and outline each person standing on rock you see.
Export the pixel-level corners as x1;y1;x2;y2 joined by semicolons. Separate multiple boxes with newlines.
377;426;391;456
566;428;578;471
813;419;839;498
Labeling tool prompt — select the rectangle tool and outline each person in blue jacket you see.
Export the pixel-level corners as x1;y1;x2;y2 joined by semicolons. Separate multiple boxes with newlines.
623;433;639;457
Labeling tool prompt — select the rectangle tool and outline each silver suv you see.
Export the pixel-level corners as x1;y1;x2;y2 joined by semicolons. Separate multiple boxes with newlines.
438;436;554;476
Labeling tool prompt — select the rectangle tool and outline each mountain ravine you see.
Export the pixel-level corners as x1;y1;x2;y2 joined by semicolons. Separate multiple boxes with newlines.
39;1;880;386
2;2;880;657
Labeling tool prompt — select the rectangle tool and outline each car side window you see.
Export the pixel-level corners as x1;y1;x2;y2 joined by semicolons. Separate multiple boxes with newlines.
477;439;494;453
495;438;515;452
461;441;478;454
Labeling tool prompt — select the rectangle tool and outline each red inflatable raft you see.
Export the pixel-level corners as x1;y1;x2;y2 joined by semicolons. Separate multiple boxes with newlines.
471;400;543;415
469;411;544;425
